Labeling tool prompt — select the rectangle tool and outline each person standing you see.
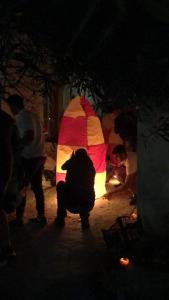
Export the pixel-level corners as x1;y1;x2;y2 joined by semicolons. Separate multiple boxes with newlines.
0;108;16;265
6;94;46;225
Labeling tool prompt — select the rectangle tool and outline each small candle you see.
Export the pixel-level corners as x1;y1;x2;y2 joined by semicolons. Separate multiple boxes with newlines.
119;257;130;266
131;212;137;220
109;176;120;186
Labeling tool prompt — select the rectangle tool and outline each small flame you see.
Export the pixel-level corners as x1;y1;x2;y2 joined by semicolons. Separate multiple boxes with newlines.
119;257;130;266
131;212;137;220
109;177;120;186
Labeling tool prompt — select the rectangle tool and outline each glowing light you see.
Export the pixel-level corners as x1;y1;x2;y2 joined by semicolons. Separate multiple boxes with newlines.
94;172;106;199
131;212;137;220
56;96;106;199
119;257;130;267
109;176;120;186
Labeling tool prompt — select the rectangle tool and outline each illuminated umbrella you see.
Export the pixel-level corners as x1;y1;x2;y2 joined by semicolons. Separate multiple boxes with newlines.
56;96;106;198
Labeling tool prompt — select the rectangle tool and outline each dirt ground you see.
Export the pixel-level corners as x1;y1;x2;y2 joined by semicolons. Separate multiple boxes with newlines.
1;185;169;300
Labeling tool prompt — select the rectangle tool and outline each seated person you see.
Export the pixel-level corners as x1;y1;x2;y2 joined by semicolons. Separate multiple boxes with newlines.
55;148;96;229
105;144;137;202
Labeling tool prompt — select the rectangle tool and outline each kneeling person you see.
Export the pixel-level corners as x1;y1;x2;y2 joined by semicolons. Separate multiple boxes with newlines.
55;149;96;229
105;144;137;201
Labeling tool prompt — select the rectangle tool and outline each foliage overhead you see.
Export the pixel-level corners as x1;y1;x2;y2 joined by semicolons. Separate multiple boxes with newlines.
0;0;169;110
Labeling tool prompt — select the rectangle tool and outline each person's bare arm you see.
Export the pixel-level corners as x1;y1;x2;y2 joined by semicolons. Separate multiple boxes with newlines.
106;170;114;183
105;173;135;199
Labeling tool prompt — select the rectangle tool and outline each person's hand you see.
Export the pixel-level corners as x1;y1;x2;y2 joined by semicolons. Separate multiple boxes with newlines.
103;193;108;199
106;192;113;200
104;187;118;199
103;192;113;200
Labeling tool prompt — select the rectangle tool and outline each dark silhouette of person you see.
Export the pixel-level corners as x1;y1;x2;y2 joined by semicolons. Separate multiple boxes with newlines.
6;94;46;225
55;148;96;229
3;122;26;215
114;110;137;150
0;108;16;265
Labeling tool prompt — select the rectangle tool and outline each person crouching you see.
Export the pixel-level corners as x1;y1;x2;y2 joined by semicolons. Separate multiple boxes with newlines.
55;149;96;229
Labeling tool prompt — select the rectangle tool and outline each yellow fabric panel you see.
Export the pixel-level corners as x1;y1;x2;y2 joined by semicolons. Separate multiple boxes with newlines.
64;96;86;118
87;116;104;145
56;144;86;172
94;172;106;199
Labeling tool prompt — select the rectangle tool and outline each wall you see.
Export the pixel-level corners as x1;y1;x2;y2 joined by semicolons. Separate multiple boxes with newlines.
138;102;169;237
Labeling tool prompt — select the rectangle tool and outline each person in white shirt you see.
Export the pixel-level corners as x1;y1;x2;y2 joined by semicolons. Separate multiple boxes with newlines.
6;94;46;225
105;143;137;200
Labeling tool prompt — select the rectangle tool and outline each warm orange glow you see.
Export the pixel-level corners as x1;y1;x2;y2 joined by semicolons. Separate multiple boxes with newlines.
119;257;130;266
131;212;137;220
109;176;120;186
56;96;106;199
64;96;85;117
94;172;106;199
56;146;106;199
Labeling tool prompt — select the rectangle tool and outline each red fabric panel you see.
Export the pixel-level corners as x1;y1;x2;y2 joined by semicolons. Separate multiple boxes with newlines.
87;144;106;172
56;173;66;183
58;116;87;146
81;97;96;117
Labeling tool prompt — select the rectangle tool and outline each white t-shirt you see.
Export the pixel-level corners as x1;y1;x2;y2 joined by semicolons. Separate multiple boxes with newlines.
16;109;45;158
125;151;137;176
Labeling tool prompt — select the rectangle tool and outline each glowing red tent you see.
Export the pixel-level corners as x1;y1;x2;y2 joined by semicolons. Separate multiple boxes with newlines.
56;96;106;198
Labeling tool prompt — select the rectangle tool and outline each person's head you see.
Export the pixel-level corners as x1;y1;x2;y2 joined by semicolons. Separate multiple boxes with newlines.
6;94;24;115
113;144;127;162
75;148;88;159
114;111;137;140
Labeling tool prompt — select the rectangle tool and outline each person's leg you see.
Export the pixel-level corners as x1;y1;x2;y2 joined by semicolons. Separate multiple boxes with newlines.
0;209;11;249
79;191;95;229
13;157;30;223
0;180;15;262
80;211;90;229
30;157;46;222
15;196;26;225
0;209;16;262
55;181;67;226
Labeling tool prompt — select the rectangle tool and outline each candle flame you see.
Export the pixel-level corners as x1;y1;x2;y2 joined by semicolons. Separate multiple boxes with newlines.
131;212;137;220
109;177;120;186
119;257;130;266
